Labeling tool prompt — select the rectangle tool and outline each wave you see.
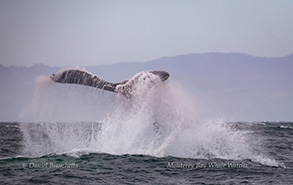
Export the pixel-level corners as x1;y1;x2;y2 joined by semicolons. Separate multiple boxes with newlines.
19;74;278;167
279;125;293;130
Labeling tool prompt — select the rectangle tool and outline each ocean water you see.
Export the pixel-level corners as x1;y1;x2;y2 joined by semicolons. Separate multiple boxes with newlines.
1;74;293;184
1;122;292;184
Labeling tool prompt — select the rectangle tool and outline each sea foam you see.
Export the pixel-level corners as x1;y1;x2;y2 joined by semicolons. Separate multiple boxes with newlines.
19;72;277;166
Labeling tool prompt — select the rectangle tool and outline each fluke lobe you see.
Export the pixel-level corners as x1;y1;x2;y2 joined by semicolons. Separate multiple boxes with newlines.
50;69;170;97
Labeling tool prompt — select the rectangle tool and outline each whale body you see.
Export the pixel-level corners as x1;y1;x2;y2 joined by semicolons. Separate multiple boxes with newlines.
50;69;170;97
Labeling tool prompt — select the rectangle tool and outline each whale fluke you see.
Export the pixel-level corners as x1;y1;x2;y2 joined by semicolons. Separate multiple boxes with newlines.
50;69;170;97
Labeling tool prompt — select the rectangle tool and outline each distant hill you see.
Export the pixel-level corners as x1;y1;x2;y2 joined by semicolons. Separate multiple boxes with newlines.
1;52;292;121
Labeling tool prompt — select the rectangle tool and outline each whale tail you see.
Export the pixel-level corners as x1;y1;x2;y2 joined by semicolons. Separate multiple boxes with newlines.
50;68;170;96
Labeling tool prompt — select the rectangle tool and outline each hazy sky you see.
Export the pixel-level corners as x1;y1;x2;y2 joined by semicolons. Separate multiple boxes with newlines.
1;0;292;67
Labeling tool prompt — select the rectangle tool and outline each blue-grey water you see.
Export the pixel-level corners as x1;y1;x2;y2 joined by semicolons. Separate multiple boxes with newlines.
0;121;292;184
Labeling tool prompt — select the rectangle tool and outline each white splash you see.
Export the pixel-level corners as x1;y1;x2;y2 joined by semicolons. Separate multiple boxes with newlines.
19;74;277;166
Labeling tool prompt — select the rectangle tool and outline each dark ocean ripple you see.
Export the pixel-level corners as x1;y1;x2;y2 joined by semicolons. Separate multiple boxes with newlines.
0;122;292;184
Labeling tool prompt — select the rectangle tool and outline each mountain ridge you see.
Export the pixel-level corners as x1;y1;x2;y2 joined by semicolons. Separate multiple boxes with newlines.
1;52;292;69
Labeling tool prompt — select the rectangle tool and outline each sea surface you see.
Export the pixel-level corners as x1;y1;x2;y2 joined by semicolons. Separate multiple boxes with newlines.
0;121;292;184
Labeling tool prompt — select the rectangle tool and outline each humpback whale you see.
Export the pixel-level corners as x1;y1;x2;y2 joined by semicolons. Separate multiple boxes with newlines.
50;69;170;97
